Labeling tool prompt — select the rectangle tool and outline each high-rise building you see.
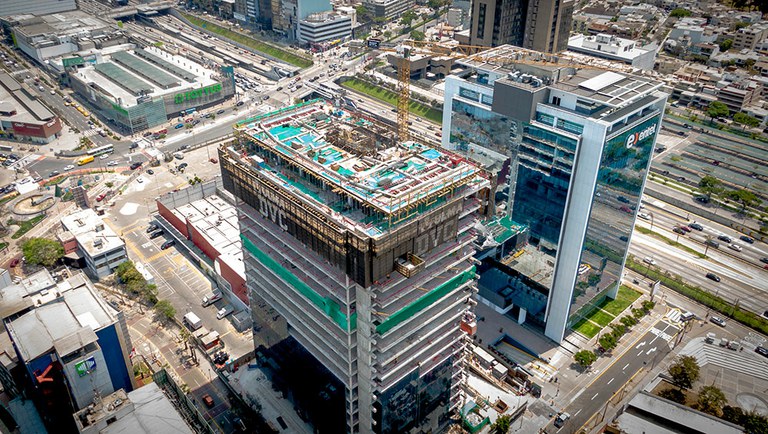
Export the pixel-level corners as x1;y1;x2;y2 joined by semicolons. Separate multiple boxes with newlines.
442;45;667;342
523;0;574;53
220;100;490;433
467;0;574;53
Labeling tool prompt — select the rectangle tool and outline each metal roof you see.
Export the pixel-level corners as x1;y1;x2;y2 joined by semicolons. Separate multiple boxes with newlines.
111;51;180;89
94;62;153;96
135;49;196;81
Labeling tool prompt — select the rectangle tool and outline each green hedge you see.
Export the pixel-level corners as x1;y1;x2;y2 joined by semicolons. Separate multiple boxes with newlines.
181;13;313;68
10;214;46;239
626;258;768;335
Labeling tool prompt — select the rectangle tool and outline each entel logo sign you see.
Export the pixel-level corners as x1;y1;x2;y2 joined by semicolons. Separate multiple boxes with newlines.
626;123;657;148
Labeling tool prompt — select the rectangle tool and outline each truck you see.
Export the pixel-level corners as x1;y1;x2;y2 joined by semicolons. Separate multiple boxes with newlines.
183;312;203;330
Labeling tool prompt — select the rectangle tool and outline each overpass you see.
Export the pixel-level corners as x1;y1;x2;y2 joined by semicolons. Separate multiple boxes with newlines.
108;1;174;19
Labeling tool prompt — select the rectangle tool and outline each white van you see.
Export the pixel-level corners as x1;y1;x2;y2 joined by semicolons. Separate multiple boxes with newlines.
183;312;202;330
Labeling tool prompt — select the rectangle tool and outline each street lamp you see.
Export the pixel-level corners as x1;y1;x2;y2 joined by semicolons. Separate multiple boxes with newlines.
649;212;655;233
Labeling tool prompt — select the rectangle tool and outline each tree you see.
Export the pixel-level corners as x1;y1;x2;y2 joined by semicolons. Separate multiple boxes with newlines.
658;388;686;404
410;30;426;41
620;315;638;328
721;405;745;424
21;238;64;267
743;411;768;434
490;414;511;434
599;333;618;351
719;39;734;52
733;112;760;130
706;101;729;124
698;175;724;200
726;189;762;212
400;10;417;26
355;5;370;21
610;323;626;338
670;8;692;17
154;299;176;321
668;355;700;390
574;350;598;369
642;300;656;312
696;385;727;416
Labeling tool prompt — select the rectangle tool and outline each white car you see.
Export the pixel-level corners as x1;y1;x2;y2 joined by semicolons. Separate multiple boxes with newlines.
64;165;75;171
216;306;234;320
643;257;657;266
728;243;742;252
107;160;118;166
99;154;110;160
638;213;651;220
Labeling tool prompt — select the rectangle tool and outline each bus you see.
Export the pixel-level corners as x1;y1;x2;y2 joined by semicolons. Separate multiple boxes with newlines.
182;107;197;116
77;155;94;166
87;144;114;157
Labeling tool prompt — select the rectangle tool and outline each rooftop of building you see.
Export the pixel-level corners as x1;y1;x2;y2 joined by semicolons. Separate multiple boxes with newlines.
4;10;118;40
73;46;219;107
60;208;125;257
230;99;486;239
74;383;194;434
567;34;652;61
0;72;56;123
171;192;243;273
301;11;352;23
4;271;116;361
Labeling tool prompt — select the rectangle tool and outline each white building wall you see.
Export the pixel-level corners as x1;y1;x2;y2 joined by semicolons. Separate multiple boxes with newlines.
544;117;607;342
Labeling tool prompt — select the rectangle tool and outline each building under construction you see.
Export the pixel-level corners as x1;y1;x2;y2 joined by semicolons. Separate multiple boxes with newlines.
219;99;491;433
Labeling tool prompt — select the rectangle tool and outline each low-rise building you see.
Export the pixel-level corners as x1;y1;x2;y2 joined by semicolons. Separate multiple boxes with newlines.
155;179;248;324
65;46;235;134
1;270;134;428
0;11;127;65
733;23;768;51
298;12;351;47
0;73;62;143
73;384;194;434
717;83;759;112
0;0;76;16
362;0;414;19
567;34;656;70
60;208;128;280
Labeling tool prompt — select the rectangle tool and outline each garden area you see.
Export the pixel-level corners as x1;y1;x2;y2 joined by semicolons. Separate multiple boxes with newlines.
180;13;313;68
340;78;443;123
8;214;47;239
572;286;642;338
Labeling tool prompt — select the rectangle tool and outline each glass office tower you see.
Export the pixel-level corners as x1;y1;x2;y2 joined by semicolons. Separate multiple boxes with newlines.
442;47;667;342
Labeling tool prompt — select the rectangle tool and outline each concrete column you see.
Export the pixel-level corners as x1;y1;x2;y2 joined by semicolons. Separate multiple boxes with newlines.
518;307;527;324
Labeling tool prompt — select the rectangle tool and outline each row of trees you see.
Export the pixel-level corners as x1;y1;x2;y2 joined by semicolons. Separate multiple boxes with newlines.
573;301;655;369
705;101;761;130
698;175;762;213
661;355;768;431
115;260;175;321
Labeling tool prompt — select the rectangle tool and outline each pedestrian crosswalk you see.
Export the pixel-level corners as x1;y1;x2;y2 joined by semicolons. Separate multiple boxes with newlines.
664;308;682;324
81;129;100;138
9;154;41;170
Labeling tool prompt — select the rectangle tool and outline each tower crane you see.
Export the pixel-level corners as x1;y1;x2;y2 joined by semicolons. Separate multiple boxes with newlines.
367;39;642;142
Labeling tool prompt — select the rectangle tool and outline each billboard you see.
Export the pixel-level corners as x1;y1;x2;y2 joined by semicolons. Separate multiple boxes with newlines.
75;356;96;377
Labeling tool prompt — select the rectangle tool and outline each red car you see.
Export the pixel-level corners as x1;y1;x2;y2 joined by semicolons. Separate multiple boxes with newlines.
620;206;632;213
185;117;193;123
96;193;107;202
9;257;20;268
202;394;214;408
156;128;168;135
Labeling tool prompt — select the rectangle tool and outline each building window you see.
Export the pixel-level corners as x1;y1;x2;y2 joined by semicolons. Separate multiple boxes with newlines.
459;87;481;101
476;4;486;39
552;96;561;106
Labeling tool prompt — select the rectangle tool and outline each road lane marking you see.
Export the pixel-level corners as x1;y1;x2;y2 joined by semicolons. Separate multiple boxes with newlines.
646;347;656;355
607;378;614;385
591;393;599;400
623;363;630;370
636;341;646;349
574;409;582;417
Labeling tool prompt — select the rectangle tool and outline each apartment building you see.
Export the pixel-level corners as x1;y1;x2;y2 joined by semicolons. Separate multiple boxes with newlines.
220;99;490;433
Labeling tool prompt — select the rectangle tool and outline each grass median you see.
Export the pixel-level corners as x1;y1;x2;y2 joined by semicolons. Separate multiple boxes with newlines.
341;78;443;124
626;257;768;335
10;214;46;239
180;13;313;68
